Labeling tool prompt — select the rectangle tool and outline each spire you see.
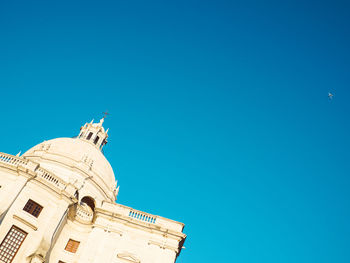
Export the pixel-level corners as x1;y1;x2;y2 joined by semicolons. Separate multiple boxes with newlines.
98;118;104;126
78;116;109;150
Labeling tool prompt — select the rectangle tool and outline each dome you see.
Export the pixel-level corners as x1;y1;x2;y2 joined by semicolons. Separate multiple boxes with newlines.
22;119;117;202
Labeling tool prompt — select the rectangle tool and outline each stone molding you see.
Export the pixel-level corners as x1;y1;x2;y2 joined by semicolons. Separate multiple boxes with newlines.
13;215;38;231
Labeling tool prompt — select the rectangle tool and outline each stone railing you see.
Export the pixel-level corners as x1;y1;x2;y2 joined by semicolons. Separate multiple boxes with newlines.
0;152;67;190
76;205;94;223
100;203;184;232
128;209;156;224
0;152;69;193
0;153;28;167
36;167;67;190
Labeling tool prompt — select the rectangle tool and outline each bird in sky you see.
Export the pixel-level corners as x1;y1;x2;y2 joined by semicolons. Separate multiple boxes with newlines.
328;92;334;100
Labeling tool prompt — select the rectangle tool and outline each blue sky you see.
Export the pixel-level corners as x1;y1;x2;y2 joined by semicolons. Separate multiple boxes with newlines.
1;0;350;262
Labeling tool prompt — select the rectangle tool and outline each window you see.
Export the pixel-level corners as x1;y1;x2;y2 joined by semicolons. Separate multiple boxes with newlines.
58;261;66;263
23;199;43;218
65;239;80;253
93;136;100;145
80;196;95;211
0;225;27;263
86;132;93;140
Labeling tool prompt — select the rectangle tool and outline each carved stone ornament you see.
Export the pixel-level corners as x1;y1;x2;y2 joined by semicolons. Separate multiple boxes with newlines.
117;252;141;263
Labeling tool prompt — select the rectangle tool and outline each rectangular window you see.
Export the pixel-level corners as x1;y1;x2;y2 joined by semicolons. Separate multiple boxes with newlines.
86;132;93;140
93;136;100;145
23;199;43;218
65;239;80;253
0;225;27;263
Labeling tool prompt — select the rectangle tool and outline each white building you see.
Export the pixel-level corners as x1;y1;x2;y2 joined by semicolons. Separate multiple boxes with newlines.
0;119;186;263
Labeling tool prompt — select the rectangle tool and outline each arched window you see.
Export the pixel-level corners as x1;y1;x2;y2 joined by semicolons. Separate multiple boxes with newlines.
94;136;100;145
80;196;95;211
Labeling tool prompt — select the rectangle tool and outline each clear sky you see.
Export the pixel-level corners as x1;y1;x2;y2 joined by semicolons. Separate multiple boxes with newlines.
1;0;350;262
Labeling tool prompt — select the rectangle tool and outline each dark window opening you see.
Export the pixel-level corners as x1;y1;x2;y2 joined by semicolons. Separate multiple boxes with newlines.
81;196;95;211
93;136;100;145
86;132;93;140
23;199;43;218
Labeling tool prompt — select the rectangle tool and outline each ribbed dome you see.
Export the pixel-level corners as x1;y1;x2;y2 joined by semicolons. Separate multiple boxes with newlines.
23;137;116;201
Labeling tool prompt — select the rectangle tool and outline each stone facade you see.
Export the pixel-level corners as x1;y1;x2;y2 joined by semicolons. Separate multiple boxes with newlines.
0;119;186;263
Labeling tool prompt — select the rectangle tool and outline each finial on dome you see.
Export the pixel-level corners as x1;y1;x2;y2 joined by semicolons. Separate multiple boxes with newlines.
98;118;104;126
102;111;109;120
98;111;109;127
114;186;120;201
114;179;118;189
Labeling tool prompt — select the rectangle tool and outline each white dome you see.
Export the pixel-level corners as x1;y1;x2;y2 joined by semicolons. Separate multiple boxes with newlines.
23;137;116;200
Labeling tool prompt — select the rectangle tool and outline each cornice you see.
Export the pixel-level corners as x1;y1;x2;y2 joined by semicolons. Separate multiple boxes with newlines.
94;208;186;241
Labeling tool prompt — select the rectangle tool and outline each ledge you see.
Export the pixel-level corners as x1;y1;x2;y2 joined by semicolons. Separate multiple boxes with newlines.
13;215;38;231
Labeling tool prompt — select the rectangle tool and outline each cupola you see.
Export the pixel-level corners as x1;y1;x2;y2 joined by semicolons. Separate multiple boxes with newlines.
78;118;108;150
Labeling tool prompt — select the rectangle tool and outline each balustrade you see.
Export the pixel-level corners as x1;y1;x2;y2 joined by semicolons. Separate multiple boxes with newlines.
35;167;66;190
128;210;156;224
76;205;93;222
0;153;27;167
